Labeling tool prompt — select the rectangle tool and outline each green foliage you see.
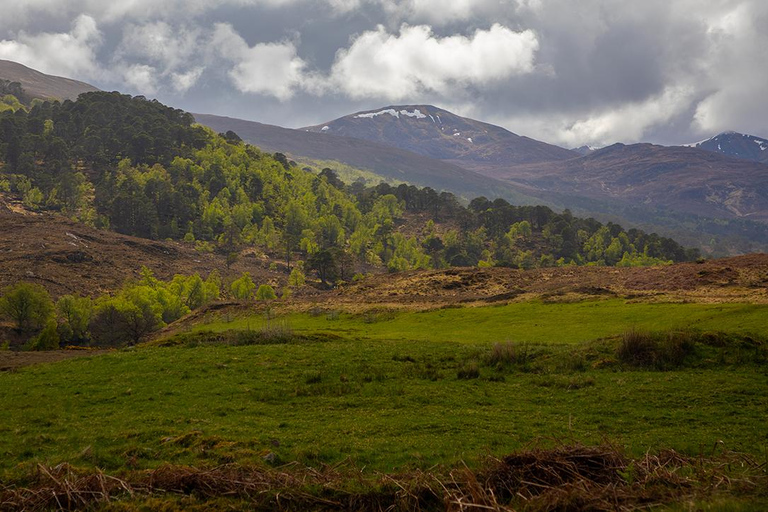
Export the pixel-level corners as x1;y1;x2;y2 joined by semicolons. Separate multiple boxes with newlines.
288;266;306;288
230;272;256;300
0;91;696;273
0;282;54;331
255;284;277;301
27;320;60;350
56;295;93;344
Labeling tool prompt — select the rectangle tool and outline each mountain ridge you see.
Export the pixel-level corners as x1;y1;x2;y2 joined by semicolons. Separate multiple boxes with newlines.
0;59;99;101
684;131;768;164
194;112;547;205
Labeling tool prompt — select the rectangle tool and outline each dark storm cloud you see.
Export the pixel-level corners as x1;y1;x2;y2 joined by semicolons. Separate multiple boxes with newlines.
0;0;766;146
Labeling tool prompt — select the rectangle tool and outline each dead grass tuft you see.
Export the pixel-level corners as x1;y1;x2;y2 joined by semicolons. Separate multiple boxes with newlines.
2;445;765;511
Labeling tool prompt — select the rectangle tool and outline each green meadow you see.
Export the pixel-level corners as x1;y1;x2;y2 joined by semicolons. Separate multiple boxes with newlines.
192;299;768;344
1;298;766;482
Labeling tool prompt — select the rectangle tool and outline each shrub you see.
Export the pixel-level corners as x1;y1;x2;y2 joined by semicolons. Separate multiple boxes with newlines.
27;320;60;350
230;272;256;300
457;361;480;380
56;294;93;343
0;282;55;332
617;329;696;369
488;342;531;367
255;284;277;301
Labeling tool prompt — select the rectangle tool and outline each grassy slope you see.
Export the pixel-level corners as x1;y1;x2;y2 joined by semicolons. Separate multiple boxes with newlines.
193;299;768;344
1;299;766;480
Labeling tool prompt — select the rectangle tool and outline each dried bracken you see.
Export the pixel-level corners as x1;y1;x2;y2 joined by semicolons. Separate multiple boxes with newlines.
1;445;765;511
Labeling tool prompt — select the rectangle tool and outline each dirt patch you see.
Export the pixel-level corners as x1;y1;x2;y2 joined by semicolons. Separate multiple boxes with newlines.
0;349;111;371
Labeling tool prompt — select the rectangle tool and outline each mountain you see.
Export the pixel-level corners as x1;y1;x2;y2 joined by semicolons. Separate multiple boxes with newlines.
685;131;768;165
198;110;768;254
0;59;99;101
571;145;599;156
493;143;768;222
194;113;545;205
301;105;577;172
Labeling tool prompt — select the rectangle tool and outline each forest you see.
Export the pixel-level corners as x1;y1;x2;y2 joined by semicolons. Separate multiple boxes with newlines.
0;91;698;285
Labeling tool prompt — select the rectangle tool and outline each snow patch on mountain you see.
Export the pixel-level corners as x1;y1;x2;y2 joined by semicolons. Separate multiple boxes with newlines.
355;108;427;120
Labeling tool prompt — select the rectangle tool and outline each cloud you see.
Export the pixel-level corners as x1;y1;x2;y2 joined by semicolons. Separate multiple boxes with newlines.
211;23;307;101
378;0;515;26
122;63;159;94
0;0;767;145
560;86;696;147
0;14;103;79
117;22;200;71
327;23;539;100
113;21;205;94
171;67;205;93
692;1;768;137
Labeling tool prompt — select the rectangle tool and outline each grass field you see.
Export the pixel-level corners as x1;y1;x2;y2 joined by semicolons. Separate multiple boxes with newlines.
190;299;768;344
1;298;766;509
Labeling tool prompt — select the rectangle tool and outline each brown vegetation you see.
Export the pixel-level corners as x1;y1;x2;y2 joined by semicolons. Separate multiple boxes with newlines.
318;254;768;310
0;196;284;298
1;445;764;511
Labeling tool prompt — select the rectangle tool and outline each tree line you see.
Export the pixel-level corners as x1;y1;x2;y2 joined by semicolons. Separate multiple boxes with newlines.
0;268;291;349
0;91;698;287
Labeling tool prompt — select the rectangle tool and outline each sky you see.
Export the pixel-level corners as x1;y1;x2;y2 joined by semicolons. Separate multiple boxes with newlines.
0;0;766;148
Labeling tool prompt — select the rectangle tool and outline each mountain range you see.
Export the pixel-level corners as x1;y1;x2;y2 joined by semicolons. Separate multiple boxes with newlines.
2;60;768;254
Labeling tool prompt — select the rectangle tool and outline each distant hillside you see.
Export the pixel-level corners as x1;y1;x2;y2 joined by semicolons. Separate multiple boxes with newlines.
302;105;577;170
685;131;768;165
194;112;544;205
197;111;768;255
0;59;99;101
494;143;768;222
0;194;283;297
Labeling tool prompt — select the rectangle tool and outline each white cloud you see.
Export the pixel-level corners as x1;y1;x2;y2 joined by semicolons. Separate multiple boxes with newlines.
691;1;768;137
117;22;200;70
113;21;204;94
171;67;204;93
0;14;102;79
211;23;306;101
328;23;539;100
122;63;159;94
494;86;696;147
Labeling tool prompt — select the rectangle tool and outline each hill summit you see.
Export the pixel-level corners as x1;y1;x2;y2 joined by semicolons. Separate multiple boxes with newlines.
686;131;768;164
302;105;576;167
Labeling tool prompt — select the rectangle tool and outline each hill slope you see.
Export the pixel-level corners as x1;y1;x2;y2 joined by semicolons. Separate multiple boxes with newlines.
194;112;544;204
302;105;577;169
686;131;768;165
0;194;282;297
493;143;768;222
0;59;99;101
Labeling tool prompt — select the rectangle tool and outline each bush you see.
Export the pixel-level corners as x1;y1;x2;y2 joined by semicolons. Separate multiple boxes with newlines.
56;294;93;344
617;329;696;369
27;320;60;350
230;272;256;300
488;342;531;367
0;282;55;331
457;361;480;380
255;284;277;301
